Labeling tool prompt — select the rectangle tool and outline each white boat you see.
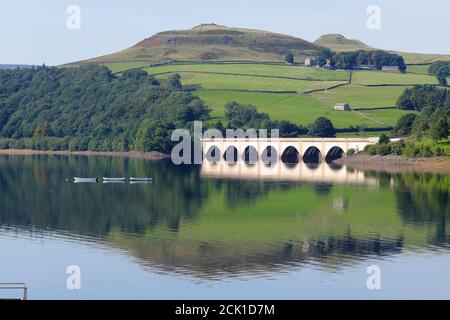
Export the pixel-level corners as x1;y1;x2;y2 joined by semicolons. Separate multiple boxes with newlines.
103;180;125;184
73;177;98;183
130;177;153;181
102;177;126;182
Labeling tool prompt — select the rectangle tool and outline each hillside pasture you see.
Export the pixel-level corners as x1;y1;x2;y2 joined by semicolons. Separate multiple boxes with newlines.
145;63;350;81
195;90;382;129
156;72;347;92
396;52;450;64
406;64;431;75
357;108;418;127
351;70;438;85
309;85;407;109
139;62;439;134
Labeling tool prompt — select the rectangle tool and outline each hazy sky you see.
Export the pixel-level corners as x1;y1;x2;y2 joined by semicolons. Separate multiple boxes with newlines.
1;0;449;65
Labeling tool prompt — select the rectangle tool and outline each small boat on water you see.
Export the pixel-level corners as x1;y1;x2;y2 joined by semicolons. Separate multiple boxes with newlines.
103;180;125;184
102;177;126;182
130;177;153;182
73;177;98;183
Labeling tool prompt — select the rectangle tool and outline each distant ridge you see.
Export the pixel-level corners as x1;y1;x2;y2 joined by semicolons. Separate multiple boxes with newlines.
314;33;450;64
70;24;324;66
0;64;35;70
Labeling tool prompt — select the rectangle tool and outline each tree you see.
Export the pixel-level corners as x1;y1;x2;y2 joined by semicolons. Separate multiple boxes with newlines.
378;134;390;144
393;113;417;137
33;122;52;138
277;120;308;137
134;120;175;152
317;49;333;67
429;61;450;85
429;117;449;142
168;73;182;90
331;50;405;71
436;69;449;86
224;102;269;128
396;85;447;111
122;69;148;81
285;52;294;64
308;117;336;137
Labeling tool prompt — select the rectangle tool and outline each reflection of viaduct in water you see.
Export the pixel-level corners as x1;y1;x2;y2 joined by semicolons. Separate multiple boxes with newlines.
201;161;378;185
202;137;378;164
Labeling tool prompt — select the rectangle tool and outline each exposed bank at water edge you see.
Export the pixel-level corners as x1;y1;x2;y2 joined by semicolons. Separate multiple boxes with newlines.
334;154;450;173
0;149;169;160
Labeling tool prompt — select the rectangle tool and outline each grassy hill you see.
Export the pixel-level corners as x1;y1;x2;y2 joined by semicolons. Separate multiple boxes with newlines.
69;25;450;67
314;34;374;52
71;24;323;68
315;33;450;64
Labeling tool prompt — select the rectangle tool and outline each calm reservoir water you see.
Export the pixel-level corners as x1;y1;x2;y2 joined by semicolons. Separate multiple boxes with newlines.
0;155;449;299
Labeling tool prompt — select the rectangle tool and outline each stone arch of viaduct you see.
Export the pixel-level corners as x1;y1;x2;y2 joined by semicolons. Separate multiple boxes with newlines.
202;137;378;163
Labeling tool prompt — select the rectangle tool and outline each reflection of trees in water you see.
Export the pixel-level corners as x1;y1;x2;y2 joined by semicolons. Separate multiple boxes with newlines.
364;170;391;187
223;181;270;208
394;173;449;244
0;156;207;235
365;170;449;245
314;183;333;196
221;181;297;208
309;234;404;257
217;178;336;209
121;233;405;279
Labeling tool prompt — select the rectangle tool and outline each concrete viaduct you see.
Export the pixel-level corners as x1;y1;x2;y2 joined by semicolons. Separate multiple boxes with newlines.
202;137;378;164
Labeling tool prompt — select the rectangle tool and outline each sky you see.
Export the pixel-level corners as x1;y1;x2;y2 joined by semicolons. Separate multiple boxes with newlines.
0;0;449;65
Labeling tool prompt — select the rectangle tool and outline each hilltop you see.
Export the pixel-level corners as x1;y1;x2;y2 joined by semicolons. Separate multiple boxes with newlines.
69;25;450;68
73;24;323;67
314;34;374;52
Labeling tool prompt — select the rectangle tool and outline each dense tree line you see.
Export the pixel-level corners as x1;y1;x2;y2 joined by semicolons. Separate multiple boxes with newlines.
0;65;210;152
428;61;450;85
394;86;449;140
396;85;449;112
315;49;406;72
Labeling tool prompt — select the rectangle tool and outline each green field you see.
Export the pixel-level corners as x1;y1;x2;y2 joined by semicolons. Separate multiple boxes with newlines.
357;109;418;127
196;90;381;128
406;64;431;75
157;72;346;92
110;61;442;134
351;70;438;85
335;131;391;138
309;85;407;108
145;63;350;81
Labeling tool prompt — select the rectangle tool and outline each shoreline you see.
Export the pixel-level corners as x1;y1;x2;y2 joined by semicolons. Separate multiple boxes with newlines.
0;149;169;160
334;154;450;174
